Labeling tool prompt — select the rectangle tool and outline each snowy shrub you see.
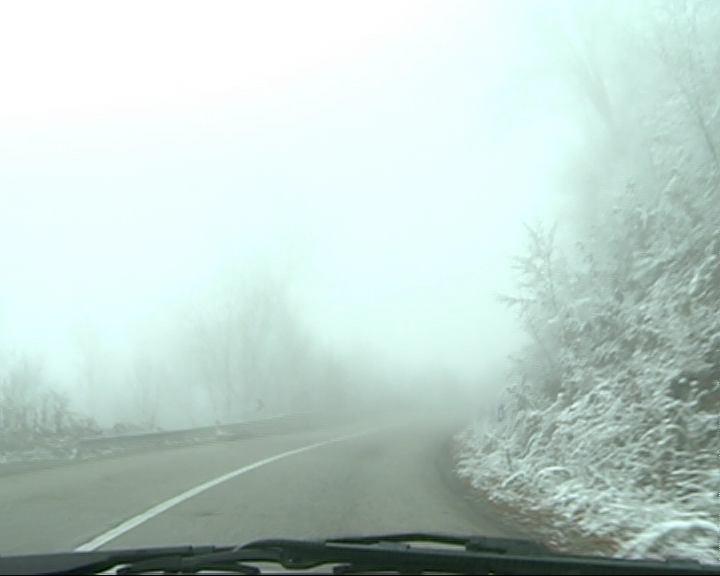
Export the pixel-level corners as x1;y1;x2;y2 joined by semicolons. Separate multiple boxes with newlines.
0;357;100;456
457;0;719;563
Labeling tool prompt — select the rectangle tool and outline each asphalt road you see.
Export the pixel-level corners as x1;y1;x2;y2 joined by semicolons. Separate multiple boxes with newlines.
0;412;523;555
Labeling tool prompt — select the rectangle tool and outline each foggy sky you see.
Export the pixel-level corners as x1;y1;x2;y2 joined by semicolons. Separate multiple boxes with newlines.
0;1;584;392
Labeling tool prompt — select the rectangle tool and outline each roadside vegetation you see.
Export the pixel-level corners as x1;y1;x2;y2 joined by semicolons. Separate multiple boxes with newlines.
456;0;719;562
0;357;100;462
0;272;387;463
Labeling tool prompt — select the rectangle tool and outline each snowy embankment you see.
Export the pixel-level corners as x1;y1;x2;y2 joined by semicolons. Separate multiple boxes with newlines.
0;438;79;465
454;191;719;562
454;388;718;562
454;3;720;561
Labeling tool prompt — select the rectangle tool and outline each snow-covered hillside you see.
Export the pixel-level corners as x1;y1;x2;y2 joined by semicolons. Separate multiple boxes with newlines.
456;0;719;563
456;196;719;562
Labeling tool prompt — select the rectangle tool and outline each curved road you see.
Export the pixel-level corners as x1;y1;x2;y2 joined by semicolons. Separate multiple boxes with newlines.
0;413;523;555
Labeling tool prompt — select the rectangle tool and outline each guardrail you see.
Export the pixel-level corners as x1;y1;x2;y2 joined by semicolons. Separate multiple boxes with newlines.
0;410;368;472
74;411;347;459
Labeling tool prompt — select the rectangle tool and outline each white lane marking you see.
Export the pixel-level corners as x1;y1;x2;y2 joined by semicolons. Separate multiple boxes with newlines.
75;428;375;552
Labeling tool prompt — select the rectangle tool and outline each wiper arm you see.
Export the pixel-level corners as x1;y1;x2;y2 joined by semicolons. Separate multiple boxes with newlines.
117;533;718;575
0;545;231;576
2;534;717;575
117;549;263;575
243;534;717;575
325;532;551;554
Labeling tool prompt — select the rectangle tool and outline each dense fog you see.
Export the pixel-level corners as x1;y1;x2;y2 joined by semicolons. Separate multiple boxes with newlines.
0;1;545;429
0;0;717;443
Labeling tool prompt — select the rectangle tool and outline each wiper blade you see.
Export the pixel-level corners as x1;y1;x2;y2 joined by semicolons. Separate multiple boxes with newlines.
2;534;717;575
234;534;717;575
120;533;719;575
325;532;551;554
0;545;231;576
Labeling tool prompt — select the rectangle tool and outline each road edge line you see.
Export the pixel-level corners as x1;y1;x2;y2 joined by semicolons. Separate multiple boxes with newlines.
74;428;376;552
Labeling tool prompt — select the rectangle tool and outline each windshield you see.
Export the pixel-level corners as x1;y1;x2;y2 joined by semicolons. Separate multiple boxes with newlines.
0;0;718;568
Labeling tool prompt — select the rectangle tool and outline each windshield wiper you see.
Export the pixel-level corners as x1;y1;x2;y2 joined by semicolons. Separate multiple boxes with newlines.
0;545;234;576
0;534;717;575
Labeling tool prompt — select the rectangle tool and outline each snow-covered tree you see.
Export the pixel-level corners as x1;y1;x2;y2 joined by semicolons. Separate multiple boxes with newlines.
457;0;720;561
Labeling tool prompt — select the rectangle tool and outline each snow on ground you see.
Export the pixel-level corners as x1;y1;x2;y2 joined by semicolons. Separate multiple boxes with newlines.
454;175;720;564
455;405;718;563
